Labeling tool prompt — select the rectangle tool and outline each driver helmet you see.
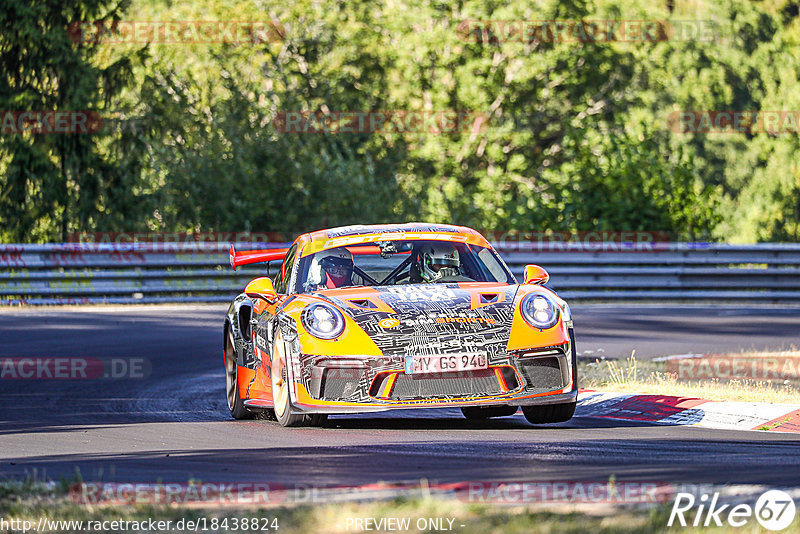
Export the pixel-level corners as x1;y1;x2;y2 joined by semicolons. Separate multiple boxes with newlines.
310;248;354;288
419;242;460;282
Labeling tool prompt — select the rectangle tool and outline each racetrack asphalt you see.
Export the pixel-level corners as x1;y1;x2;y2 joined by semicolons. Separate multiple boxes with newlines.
1;304;799;488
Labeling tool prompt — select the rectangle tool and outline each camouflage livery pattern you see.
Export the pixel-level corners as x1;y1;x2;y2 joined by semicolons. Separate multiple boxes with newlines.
224;223;577;415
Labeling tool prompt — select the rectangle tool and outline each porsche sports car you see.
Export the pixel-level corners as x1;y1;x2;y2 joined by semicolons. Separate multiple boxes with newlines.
223;223;577;426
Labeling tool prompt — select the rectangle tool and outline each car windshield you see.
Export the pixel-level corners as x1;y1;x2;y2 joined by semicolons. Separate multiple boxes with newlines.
295;240;515;293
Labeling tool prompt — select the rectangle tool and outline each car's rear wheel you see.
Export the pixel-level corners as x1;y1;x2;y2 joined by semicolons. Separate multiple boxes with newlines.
521;401;576;424
225;330;252;420
271;333;327;427
461;405;518;419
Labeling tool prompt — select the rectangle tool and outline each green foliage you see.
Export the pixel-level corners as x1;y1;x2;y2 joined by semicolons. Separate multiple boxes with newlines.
550;126;720;239
0;0;149;241
2;0;800;241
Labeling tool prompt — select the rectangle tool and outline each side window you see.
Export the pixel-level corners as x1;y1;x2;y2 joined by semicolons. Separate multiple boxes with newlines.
275;244;298;294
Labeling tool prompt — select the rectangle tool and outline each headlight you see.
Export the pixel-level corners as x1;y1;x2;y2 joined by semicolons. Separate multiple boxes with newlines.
520;293;560;329
302;303;345;339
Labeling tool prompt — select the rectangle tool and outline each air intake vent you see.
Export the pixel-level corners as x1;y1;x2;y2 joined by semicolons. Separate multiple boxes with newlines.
348;299;377;309
518;357;566;390
390;369;501;399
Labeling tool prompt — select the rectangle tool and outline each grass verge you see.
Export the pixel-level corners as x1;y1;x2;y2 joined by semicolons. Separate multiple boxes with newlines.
2;479;797;534
579;350;800;403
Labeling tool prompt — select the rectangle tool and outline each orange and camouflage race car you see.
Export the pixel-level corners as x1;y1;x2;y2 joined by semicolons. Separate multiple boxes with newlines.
223;223;576;427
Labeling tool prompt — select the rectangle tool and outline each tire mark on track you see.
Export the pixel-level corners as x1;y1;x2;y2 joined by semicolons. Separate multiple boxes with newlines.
133;370;228;422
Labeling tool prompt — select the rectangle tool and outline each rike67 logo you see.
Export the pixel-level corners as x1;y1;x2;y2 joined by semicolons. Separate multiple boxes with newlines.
669;489;796;531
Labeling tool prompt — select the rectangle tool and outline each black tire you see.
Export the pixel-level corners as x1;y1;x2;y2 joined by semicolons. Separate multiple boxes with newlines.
461;405;519;419
521;401;576;424
270;334;328;427
225;330;253;420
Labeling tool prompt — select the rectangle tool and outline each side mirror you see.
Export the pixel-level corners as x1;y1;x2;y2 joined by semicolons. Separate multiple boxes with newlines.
245;277;278;302
523;264;549;285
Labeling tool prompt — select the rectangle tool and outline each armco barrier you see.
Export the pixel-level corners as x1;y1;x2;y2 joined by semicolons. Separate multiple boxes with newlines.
0;242;271;305
2;242;800;304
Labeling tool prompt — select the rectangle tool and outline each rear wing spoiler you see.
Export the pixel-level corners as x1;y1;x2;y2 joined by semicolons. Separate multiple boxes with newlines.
228;243;413;270
229;244;289;271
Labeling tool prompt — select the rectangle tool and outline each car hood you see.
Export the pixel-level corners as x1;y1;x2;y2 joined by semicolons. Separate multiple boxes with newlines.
317;283;519;357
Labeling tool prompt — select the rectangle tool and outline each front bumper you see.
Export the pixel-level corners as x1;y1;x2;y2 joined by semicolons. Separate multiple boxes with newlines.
290;335;577;414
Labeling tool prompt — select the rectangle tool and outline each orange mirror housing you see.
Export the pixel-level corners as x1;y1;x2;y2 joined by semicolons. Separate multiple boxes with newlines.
523;264;549;285
245;277;278;302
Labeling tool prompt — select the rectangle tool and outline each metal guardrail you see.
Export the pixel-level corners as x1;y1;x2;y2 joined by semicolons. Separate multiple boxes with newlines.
2;242;800;304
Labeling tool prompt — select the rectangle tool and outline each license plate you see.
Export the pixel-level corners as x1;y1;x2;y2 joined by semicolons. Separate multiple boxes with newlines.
405;354;488;374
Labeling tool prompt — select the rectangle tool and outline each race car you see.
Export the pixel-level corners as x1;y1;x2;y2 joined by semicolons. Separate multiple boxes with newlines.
223;223;577;426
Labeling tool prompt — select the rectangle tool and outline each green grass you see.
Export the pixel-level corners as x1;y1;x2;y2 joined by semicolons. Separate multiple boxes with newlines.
580;351;800;404
3;477;800;533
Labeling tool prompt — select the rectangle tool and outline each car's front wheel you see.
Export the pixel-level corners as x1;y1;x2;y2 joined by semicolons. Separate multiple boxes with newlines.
271;333;326;427
521;401;576;424
461;405;518;419
225;330;252;420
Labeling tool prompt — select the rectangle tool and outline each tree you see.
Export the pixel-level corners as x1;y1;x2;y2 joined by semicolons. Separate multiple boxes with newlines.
0;0;146;241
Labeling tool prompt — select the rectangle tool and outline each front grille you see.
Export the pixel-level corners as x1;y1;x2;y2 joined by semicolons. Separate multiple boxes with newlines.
517;356;567;390
389;369;502;399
